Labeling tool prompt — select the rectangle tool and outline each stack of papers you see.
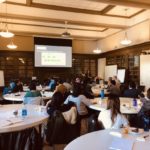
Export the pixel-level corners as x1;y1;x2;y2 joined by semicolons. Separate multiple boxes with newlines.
109;137;134;150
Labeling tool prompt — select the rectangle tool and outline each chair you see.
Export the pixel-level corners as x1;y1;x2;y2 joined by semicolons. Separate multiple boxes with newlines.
137;85;145;94
45;110;80;149
23;97;42;105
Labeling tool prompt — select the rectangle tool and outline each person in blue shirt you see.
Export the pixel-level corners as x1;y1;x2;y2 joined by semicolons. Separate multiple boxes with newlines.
23;81;41;104
2;81;15;95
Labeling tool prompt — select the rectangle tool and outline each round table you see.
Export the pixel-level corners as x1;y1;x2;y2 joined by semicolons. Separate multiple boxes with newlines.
3;91;54;102
0;104;49;133
3;92;26;102
91;86;109;96
64;129;150;150
89;97;142;114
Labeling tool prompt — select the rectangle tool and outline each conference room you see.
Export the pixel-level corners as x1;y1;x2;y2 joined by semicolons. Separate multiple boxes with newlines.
1;0;150;150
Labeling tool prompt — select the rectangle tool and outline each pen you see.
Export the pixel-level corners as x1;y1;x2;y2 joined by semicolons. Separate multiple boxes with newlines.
143;135;149;138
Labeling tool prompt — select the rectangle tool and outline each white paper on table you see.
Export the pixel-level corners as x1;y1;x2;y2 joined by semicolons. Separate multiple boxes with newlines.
0;120;12;127
109;137;134;150
0;118;23;127
8;117;24;124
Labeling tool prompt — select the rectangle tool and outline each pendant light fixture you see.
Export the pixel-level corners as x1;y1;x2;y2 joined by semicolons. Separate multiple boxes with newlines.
93;48;101;54
0;0;14;38
61;21;71;37
120;8;132;46
93;41;102;54
120;31;132;45
7;39;17;49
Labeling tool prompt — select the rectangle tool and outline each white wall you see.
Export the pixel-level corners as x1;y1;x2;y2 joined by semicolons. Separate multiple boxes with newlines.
0;70;4;86
98;58;106;79
104;65;117;81
140;55;150;90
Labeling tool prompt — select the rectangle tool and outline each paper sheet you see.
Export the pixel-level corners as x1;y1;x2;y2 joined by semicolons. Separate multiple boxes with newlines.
109;137;134;150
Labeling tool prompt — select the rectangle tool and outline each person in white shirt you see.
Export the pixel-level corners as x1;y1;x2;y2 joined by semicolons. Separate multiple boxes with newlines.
64;83;96;116
98;94;128;129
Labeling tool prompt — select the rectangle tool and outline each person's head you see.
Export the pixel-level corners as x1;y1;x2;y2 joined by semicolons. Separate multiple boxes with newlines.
72;83;82;97
29;81;36;90
111;80;116;86
108;77;112;85
112;76;117;80
15;79;22;86
75;77;81;83
9;81;15;89
49;91;64;109
107;94;120;123
55;84;67;95
147;88;150;99
129;81;136;89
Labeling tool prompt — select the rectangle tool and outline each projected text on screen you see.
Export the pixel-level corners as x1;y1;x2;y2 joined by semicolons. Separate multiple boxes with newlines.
41;52;66;66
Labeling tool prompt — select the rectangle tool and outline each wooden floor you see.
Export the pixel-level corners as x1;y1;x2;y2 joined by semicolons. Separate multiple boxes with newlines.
43;144;66;150
43;117;88;150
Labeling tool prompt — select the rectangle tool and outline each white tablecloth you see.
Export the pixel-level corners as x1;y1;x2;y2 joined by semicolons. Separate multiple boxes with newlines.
0;104;48;133
65;129;150;150
89;97;142;114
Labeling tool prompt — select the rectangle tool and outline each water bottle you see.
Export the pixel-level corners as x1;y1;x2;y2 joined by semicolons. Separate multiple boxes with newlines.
143;115;150;132
100;89;104;99
22;105;27;118
133;98;137;107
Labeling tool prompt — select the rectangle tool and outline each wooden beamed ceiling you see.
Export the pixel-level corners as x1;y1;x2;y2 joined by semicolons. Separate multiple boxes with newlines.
1;0;148;39
87;0;150;9
7;1;145;18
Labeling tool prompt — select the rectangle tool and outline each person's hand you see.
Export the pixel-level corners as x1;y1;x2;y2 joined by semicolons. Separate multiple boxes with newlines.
46;100;51;109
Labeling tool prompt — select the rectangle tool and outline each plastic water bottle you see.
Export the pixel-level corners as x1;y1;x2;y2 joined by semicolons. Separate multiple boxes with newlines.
100;89;104;99
143;115;150;132
133;98;137;107
22;105;27;118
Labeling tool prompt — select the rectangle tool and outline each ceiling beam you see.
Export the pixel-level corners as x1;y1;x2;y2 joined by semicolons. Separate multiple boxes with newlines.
87;0;150;9
12;31;101;40
0;13;127;29
101;5;115;14
26;0;32;6
6;1;145;19
2;21;108;32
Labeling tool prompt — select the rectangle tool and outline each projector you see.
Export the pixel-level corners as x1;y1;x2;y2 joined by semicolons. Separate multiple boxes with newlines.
61;31;71;37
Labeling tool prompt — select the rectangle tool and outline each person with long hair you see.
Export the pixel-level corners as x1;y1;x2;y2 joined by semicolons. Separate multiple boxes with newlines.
98;94;128;129
64;83;96;116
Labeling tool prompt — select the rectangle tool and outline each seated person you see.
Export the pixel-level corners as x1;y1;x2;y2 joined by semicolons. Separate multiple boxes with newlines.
48;78;56;91
55;84;67;100
123;81;139;98
98;94;128;129
63;79;72;93
12;79;23;93
138;88;150;114
64;83;96;116
23;81;42;104
46;91;65;114
112;75;121;89
2;81;15;95
46;91;77;124
138;88;150;128
107;80;120;96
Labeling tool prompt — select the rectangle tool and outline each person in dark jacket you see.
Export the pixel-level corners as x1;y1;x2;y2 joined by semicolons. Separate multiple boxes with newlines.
123;81;139;98
12;79;23;93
